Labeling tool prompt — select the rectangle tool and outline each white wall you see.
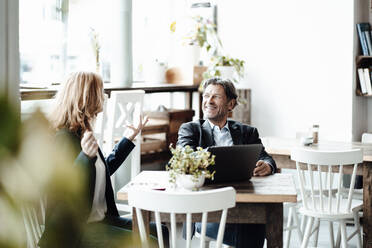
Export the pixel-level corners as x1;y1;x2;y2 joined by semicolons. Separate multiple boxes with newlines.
218;0;354;141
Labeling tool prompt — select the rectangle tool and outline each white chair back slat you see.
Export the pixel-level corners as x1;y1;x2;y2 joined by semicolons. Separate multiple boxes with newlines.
128;187;236;248
186;213;192;248
336;164;344;213
291;148;363;215
200;212;208;248
31;208;42;238
154;211;164;248
40;198;45;225
317;165;324;211
215;209;228;248
94;94;108;148
307;163;316;210
22;199;45;248
328;166;332;213
347;164;358;211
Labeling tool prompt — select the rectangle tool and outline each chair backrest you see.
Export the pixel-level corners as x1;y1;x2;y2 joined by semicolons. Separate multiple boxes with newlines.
104;90;145;179
128;187;236;248
290;148;363;215
94;94;108;148
362;133;372;143
22;199;45;248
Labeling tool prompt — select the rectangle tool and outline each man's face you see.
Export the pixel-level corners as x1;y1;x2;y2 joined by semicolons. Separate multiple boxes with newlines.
202;84;234;123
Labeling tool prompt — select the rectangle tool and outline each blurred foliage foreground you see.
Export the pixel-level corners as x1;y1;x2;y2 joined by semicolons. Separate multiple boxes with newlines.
0;95;86;248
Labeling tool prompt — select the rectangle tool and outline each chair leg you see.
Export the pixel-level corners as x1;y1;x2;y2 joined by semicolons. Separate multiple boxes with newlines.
301;216;314;248
336;223;341;248
284;206;293;248
312;218;320;247
293;208;303;243
353;211;362;248
300;215;307;234
328;221;335;248
340;220;348;248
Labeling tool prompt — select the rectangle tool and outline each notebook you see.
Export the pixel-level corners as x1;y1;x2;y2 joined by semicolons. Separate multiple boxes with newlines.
205;144;263;184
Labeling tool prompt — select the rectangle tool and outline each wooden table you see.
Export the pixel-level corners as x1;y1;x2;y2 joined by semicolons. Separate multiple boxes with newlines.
117;171;297;248
262;136;372;248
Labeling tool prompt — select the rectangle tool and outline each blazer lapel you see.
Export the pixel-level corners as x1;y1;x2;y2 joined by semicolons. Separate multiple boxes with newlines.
228;121;242;145
201;120;214;148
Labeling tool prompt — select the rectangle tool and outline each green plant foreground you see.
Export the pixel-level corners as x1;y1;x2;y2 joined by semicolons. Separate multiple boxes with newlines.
166;145;215;184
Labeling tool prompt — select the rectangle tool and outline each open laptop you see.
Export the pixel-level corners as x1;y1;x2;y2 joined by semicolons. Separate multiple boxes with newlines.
205;144;263;184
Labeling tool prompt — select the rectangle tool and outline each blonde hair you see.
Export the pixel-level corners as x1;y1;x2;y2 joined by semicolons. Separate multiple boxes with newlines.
50;72;104;136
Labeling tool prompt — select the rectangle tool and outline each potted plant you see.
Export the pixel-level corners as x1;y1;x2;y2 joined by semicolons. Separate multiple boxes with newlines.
204;55;245;83
166;145;215;191
170;15;245;84
186;16;246;83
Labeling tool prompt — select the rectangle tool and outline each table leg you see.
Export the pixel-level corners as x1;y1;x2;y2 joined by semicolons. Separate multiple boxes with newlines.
266;203;283;248
132;208;151;239
363;162;372;248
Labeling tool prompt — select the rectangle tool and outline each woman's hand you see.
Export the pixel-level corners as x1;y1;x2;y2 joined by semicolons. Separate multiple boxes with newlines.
81;131;98;158
124;115;149;141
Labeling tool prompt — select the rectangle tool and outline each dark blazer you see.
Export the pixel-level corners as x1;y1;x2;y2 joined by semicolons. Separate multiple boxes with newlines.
177;119;276;171
39;129;134;248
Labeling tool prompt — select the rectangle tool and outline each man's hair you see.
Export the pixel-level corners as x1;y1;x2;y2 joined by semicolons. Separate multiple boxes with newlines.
202;77;238;106
49;71;104;136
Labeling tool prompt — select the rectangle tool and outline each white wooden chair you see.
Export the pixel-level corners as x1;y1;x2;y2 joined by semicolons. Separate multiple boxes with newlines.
283;200;303;248
291;148;363;248
128;187;236;248
103;90;145;214
362;132;372;143
94;94;108;148
22;199;46;248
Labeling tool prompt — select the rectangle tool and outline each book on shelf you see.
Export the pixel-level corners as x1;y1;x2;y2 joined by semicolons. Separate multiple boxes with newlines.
365;31;372;55
356;23;370;56
358;68;367;94
363;68;372;95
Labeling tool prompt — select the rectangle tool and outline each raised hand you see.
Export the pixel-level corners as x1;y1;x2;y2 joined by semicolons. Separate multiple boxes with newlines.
81;131;98;158
123;115;149;141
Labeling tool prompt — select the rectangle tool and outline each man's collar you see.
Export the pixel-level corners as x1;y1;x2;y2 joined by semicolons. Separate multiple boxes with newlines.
206;119;229;131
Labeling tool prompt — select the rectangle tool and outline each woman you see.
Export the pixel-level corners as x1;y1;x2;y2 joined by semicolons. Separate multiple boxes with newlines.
39;72;154;247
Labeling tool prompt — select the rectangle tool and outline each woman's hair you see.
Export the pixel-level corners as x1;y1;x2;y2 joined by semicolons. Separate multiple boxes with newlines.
50;71;104;136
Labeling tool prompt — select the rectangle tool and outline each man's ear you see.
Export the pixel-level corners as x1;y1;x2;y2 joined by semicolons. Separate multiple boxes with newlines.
228;99;236;111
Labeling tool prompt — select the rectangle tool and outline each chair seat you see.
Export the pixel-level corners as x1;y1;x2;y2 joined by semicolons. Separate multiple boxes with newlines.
299;198;363;220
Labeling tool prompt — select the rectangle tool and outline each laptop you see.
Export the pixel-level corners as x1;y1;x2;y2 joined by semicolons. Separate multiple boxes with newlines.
205;144;263;184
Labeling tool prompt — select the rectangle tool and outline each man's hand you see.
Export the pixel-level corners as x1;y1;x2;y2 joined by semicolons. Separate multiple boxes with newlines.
124;115;149;141
253;160;272;176
81;131;98;158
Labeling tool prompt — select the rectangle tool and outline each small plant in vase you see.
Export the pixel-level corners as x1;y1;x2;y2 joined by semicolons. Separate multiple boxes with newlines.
204;55;245;84
166;145;215;191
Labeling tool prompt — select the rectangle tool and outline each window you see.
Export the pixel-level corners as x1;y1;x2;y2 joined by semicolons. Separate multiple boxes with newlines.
19;0;112;85
19;0;214;85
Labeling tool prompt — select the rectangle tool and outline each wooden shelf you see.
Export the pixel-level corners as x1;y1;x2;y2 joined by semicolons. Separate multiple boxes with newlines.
356;55;372;64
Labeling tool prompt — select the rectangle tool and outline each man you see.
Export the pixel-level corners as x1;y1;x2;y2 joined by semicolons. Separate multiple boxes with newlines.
177;77;276;248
